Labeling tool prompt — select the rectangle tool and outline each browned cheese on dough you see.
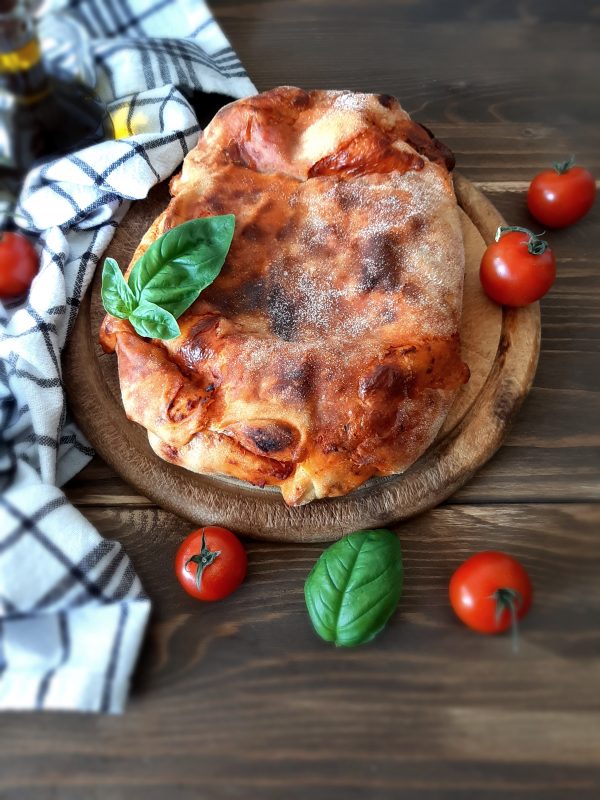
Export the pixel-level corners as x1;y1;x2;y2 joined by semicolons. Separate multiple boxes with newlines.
100;87;469;505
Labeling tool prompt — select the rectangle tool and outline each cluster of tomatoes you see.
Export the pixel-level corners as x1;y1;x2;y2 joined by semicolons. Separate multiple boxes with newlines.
176;526;532;645
480;157;596;307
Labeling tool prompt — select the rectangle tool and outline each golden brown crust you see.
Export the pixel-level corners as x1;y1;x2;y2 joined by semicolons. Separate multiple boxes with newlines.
100;87;469;505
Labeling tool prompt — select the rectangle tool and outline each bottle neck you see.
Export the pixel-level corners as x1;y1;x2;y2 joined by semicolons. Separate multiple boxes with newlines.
0;3;50;103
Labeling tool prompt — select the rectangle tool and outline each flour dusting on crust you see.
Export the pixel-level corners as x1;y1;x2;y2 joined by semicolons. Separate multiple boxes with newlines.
100;87;468;506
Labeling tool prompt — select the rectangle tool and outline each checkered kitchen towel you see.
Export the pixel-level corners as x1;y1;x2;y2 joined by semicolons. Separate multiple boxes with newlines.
0;0;255;712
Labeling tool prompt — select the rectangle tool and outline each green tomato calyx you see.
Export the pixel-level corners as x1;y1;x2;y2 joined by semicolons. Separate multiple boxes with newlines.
185;530;221;592
491;587;523;653
553;155;575;174
495;225;549;256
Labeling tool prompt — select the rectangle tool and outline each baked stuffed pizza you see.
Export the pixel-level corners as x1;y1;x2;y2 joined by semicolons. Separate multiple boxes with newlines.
100;87;470;506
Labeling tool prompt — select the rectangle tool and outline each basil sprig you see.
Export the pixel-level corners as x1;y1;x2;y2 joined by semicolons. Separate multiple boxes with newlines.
304;529;403;647
101;214;235;339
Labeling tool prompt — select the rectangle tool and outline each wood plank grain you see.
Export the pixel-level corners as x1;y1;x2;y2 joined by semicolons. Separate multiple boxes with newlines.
1;503;599;798
215;4;600;121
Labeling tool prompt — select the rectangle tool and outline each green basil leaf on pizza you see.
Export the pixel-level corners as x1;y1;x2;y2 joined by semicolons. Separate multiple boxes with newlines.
101;257;136;320
128;300;180;340
100;214;235;339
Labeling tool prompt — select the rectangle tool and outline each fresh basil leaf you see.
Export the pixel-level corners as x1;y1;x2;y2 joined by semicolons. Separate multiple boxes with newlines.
128;214;235;319
129;300;180;340
101;257;136;319
304;529;403;647
100;215;235;340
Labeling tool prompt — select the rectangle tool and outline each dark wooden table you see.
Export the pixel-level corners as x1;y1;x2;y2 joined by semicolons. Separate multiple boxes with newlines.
2;1;599;797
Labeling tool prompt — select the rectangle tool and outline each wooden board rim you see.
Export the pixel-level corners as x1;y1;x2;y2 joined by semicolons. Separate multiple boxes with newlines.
63;173;540;542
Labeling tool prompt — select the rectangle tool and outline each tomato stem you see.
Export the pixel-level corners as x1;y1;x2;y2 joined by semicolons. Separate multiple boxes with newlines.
495;225;549;256
492;587;522;653
553;155;575;174
185;529;221;592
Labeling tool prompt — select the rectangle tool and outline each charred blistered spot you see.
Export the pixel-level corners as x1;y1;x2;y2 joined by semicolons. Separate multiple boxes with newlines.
416;123;456;172
438;141;455;172
240;222;267;242
267;282;297;340
241;277;266;311
359;364;413;401
377;93;396;109
404;122;456;172
219;277;266;316
229;186;263;204
359;232;403;291
225;420;300;466
246;423;295;454
418;122;435;139
291;89;311;109
278;360;315;400
321;441;340;454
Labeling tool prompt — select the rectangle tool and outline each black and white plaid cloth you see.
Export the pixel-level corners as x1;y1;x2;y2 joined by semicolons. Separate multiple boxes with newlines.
0;0;255;712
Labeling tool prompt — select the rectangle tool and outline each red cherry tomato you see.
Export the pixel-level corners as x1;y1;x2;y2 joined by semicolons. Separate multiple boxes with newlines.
528;157;596;229
175;526;247;601
0;231;39;299
449;551;532;641
480;226;556;307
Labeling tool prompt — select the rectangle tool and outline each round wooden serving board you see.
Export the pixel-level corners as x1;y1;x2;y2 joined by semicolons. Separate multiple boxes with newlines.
64;173;540;542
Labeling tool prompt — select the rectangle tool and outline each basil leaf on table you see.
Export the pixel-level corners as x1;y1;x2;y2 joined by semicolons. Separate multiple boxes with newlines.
100;214;235;339
304;529;403;647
